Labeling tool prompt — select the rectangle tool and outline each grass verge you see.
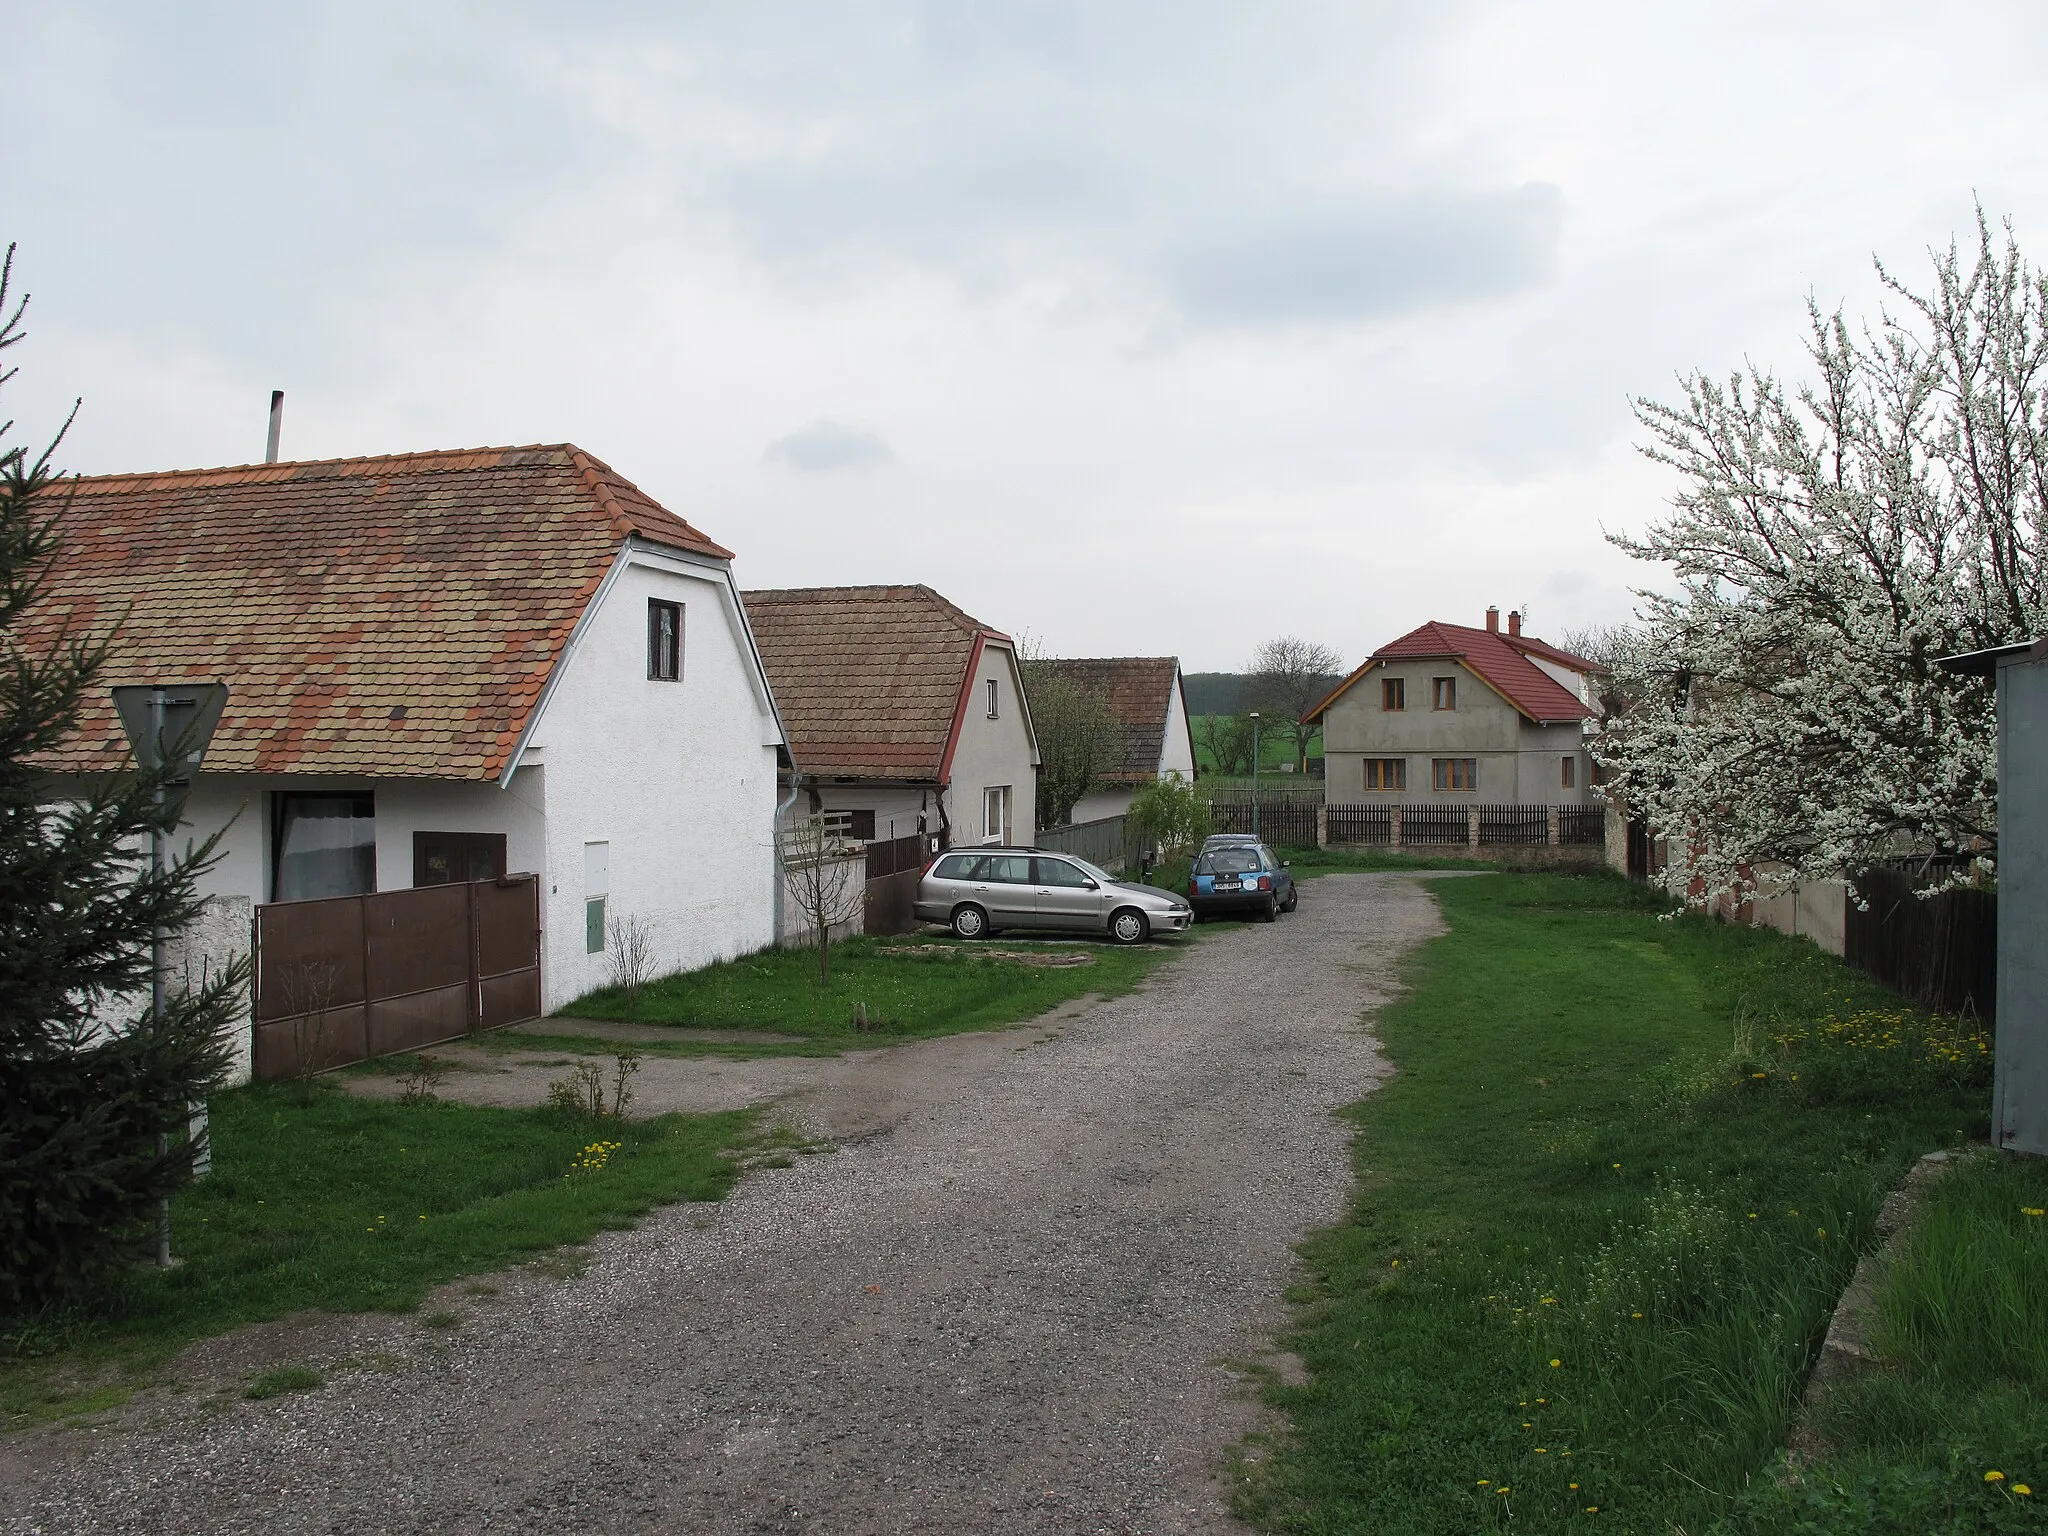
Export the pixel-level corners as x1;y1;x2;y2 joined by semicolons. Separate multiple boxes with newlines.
0;1083;757;1429
565;932;1174;1042
1239;871;1994;1535
1725;1149;2048;1532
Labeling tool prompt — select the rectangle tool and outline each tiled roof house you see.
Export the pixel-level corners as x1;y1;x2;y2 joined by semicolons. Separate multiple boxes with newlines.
742;585;1039;848
1042;657;1199;824
1304;607;1603;805
35;444;788;1057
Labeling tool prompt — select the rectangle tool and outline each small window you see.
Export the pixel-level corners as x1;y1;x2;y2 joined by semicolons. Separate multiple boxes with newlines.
1364;758;1406;791
987;678;1000;719
584;840;610;955
1432;757;1477;792
413;831;507;886
1561;755;1577;789
932;853;980;880
1034;857;1093;888
983;785;1011;842
1432;676;1457;710
1381;677;1405;711
273;792;376;902
647;599;682;681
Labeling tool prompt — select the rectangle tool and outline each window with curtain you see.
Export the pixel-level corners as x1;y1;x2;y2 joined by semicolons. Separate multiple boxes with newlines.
272;793;376;901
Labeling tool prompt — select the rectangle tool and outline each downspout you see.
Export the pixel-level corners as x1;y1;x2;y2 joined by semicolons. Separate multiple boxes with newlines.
773;768;801;945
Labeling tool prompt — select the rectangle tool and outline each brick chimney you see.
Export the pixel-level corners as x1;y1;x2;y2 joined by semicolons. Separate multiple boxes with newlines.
1485;605;1500;633
1508;610;1522;637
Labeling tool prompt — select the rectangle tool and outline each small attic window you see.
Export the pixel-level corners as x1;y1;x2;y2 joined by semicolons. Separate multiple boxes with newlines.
648;599;682;681
987;678;999;719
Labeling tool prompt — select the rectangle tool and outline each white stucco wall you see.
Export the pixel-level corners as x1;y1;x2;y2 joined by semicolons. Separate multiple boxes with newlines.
514;545;782;1008
939;640;1038;846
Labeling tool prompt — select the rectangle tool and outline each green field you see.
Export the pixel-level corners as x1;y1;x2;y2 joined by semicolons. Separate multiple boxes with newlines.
1239;871;2010;1535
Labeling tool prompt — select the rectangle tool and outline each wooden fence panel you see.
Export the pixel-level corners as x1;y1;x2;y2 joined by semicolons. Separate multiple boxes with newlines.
1478;804;1548;845
1401;805;1470;846
1326;803;1392;845
1845;864;1997;1020
864;833;937;935
1559;807;1608;846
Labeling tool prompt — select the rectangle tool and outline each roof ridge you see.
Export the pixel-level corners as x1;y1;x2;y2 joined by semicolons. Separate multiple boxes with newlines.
65;442;579;489
743;583;1001;639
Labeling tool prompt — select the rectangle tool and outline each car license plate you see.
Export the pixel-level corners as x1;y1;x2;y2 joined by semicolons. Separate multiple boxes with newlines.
1215;879;1241;891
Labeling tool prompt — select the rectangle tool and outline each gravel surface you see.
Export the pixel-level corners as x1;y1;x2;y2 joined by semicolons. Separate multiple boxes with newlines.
3;873;1449;1535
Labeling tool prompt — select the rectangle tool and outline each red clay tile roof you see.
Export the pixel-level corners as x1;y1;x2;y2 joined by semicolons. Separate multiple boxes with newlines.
26;444;732;780
1304;620;1592;725
742;585;1009;781
1038;657;1183;783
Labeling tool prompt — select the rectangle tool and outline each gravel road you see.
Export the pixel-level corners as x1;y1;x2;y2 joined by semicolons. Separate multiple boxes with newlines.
4;873;1449;1536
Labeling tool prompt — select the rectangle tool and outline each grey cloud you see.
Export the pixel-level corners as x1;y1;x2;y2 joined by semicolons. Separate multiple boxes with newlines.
1162;185;1563;325
764;420;895;473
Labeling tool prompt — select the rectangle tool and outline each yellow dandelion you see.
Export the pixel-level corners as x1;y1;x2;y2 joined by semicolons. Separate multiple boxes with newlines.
1550;1358;1562;1368
1986;1470;2006;1483
2015;1484;2032;1496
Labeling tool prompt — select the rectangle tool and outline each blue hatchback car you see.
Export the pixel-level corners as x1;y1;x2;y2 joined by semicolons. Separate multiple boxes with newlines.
1187;841;1297;922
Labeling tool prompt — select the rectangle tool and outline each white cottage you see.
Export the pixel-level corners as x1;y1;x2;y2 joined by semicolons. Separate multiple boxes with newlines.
742;585;1040;849
1047;657;1199;825
32;444;786;1074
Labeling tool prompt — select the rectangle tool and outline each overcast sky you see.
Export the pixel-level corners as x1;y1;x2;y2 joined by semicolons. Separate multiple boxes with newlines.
8;2;2047;670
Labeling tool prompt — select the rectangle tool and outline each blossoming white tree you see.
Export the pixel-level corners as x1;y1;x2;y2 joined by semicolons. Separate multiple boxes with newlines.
1596;209;2048;903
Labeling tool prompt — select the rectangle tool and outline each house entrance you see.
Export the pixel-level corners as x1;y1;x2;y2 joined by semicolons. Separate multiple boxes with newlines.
251;876;541;1080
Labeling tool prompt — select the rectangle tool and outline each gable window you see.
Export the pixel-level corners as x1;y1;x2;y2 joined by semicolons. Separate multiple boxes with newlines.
1432;676;1457;710
1382;677;1405;711
1561;755;1577;789
272;792;376;902
1432;757;1478;792
987;678;1000;719
647;599;682;681
983;785;1011;843
413;831;507;886
1364;758;1406;791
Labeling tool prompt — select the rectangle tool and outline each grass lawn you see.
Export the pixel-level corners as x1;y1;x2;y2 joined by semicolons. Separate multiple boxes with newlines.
564;932;1174;1045
0;1084;759;1429
1239;871;2003;1535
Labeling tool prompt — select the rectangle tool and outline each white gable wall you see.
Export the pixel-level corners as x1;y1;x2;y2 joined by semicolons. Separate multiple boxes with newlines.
1160;670;1197;779
516;544;781;1008
939;640;1038;846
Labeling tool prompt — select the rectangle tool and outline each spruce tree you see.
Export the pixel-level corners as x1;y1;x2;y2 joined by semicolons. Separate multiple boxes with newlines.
0;245;243;1310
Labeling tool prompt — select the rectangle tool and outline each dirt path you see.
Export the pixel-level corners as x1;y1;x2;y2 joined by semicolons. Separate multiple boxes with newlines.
4;873;1449;1536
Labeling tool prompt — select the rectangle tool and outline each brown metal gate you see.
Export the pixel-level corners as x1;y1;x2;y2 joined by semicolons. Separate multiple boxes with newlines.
251;876;542;1080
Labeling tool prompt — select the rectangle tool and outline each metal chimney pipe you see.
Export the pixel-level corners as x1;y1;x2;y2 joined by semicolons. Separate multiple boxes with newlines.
265;390;284;463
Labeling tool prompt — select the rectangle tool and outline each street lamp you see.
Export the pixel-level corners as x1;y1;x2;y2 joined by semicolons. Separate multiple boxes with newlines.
1248;712;1261;839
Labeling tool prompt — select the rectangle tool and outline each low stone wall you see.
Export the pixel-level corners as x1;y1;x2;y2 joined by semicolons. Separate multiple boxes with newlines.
166;894;255;1086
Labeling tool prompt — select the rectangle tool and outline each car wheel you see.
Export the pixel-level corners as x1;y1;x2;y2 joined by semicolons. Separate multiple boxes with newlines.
1261;897;1278;923
951;904;988;940
1283;888;1298;913
1109;907;1150;946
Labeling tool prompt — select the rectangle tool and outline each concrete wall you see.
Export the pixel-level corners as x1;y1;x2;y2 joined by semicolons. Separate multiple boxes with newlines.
1320;658;1594;805
1741;878;1848;957
776;848;868;947
1070;786;1136;824
941;640;1038;846
520;546;782;1008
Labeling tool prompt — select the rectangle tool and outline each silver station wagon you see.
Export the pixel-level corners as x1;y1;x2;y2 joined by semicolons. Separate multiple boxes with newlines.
914;847;1193;945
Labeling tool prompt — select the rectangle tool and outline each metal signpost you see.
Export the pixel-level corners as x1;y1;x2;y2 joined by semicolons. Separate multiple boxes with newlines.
112;683;229;1265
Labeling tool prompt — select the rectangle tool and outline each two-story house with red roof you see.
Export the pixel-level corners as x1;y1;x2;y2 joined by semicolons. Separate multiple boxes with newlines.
1304;607;1603;805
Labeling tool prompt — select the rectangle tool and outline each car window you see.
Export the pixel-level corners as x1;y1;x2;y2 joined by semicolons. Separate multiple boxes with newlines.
1067;856;1115;884
977;854;1033;883
1197;849;1264;874
1034;857;1093;887
931;854;979;880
